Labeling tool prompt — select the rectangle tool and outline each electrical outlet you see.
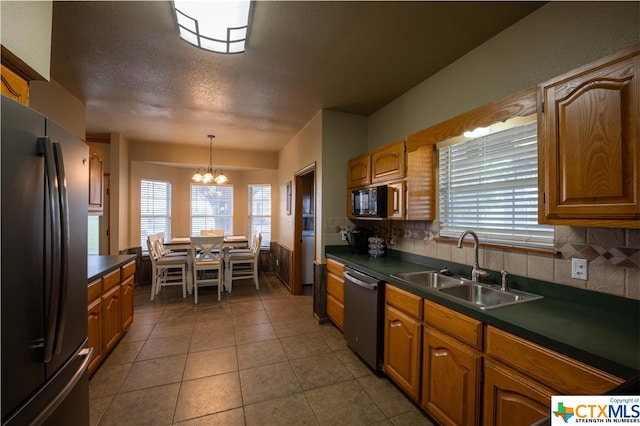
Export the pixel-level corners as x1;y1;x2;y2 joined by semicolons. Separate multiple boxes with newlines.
571;258;588;280
341;230;347;241
389;235;397;246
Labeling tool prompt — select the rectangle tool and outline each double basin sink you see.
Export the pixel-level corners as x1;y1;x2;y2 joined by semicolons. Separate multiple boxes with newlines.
390;270;542;310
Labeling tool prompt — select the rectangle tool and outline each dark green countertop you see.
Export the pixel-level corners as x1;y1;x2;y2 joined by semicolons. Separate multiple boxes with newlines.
326;246;640;380
88;254;137;283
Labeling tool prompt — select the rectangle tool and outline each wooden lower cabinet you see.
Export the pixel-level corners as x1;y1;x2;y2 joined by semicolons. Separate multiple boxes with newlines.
326;258;345;330
422;326;481;426
87;297;103;374
87;259;136;375
483;359;553;426
383;304;422;400
102;284;121;355
121;275;135;330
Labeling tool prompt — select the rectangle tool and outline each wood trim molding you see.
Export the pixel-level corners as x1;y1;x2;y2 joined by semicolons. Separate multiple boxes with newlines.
406;87;537;151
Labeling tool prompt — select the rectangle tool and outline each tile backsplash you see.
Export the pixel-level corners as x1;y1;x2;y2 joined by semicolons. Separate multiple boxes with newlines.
328;219;639;300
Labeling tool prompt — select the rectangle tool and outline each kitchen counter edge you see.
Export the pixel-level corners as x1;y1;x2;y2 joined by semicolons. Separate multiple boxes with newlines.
88;254;137;283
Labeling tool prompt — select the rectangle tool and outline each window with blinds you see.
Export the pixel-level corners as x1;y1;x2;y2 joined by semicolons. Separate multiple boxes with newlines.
438;120;554;247
248;184;271;248
191;184;233;236
140;179;172;249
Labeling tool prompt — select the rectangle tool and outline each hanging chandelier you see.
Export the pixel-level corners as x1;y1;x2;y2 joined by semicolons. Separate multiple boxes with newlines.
192;134;228;184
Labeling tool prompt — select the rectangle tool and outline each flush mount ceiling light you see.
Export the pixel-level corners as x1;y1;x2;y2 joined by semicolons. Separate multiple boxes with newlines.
173;0;252;54
192;135;229;184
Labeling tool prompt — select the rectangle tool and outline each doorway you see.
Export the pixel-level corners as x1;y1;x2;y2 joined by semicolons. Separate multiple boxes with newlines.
292;163;316;295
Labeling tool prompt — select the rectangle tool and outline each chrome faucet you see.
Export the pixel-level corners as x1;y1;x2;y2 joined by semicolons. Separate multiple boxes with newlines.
457;230;489;282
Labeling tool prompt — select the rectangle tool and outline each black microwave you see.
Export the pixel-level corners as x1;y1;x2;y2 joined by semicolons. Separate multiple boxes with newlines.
351;186;388;218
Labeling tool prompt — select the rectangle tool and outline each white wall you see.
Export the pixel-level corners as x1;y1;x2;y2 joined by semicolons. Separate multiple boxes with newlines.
0;1;52;80
277;112;323;251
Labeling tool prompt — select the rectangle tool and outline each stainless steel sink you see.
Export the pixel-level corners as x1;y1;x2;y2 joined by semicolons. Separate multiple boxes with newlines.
391;271;464;289
437;282;542;310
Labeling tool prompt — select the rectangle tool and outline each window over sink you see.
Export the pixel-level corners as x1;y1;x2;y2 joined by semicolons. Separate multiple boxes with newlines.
438;117;554;248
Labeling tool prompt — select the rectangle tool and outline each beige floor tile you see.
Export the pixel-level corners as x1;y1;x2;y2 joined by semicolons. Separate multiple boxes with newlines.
189;328;236;353
305;380;385;425
280;334;333;360
119;321;154;343
236;339;287;370
173;372;243;422
89;395;112;426
334;350;373;379
388;408;436;425
149;320;195;340
137;334;191;360
231;309;271;328
101;340;144;367
244;393;319;426
357;374;417;418
290;352;353;390
173;407;246;425
234;322;277;345
89;363;131;399
99;383;180;425
239;361;302;405
119;354;187;392
183;346;238;381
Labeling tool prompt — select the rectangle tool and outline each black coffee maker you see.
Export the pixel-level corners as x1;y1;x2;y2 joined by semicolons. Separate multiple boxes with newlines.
346;227;371;254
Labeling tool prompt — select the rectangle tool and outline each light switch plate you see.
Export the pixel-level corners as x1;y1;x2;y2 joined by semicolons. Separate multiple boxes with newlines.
571;258;588;280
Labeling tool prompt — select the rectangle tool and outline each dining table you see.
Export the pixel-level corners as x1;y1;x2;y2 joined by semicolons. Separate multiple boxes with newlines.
163;235;249;294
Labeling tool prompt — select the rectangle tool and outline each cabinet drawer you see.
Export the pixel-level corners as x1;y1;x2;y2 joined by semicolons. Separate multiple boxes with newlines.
386;284;422;320
326;258;345;276
88;278;102;303
121;260;136;280
424;300;482;350
103;269;120;291
486;326;622;395
327;272;344;302
327;294;344;331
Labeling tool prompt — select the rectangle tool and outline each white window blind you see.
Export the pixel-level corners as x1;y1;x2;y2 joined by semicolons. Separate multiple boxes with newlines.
438;121;554;247
191;184;233;236
140;179;172;249
248;184;271;248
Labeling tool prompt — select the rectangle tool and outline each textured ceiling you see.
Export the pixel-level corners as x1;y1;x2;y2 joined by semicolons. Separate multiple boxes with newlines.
50;1;545;152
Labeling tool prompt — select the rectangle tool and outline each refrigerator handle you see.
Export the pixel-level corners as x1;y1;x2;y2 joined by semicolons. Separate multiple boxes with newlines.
52;142;69;355
31;347;93;426
38;137;62;363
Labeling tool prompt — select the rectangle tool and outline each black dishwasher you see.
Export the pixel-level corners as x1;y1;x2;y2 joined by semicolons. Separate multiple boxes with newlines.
343;267;384;371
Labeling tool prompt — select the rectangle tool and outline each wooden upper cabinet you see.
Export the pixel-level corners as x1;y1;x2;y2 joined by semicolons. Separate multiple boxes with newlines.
347;154;371;188
538;44;640;228
1;64;29;105
88;146;104;215
405;139;436;221
371;139;405;183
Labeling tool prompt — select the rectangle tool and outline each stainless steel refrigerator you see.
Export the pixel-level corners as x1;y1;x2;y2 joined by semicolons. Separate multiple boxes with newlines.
1;96;92;425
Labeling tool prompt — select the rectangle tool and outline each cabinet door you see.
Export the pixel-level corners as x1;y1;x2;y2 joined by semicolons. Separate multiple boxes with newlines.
539;45;639;227
383;304;422;400
483;360;552;426
102;285;121;355
406;143;435;220
120;275;134;331
1;64;29;105
422;327;481;426
387;181;405;220
88;147;104;215
347;154;371;188
371;140;405;183
87;298;102;375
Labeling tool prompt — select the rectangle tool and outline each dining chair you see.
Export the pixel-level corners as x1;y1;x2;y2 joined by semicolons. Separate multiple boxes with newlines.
200;229;225;237
156;231;186;257
190;235;225;303
226;232;262;292
147;234;188;301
